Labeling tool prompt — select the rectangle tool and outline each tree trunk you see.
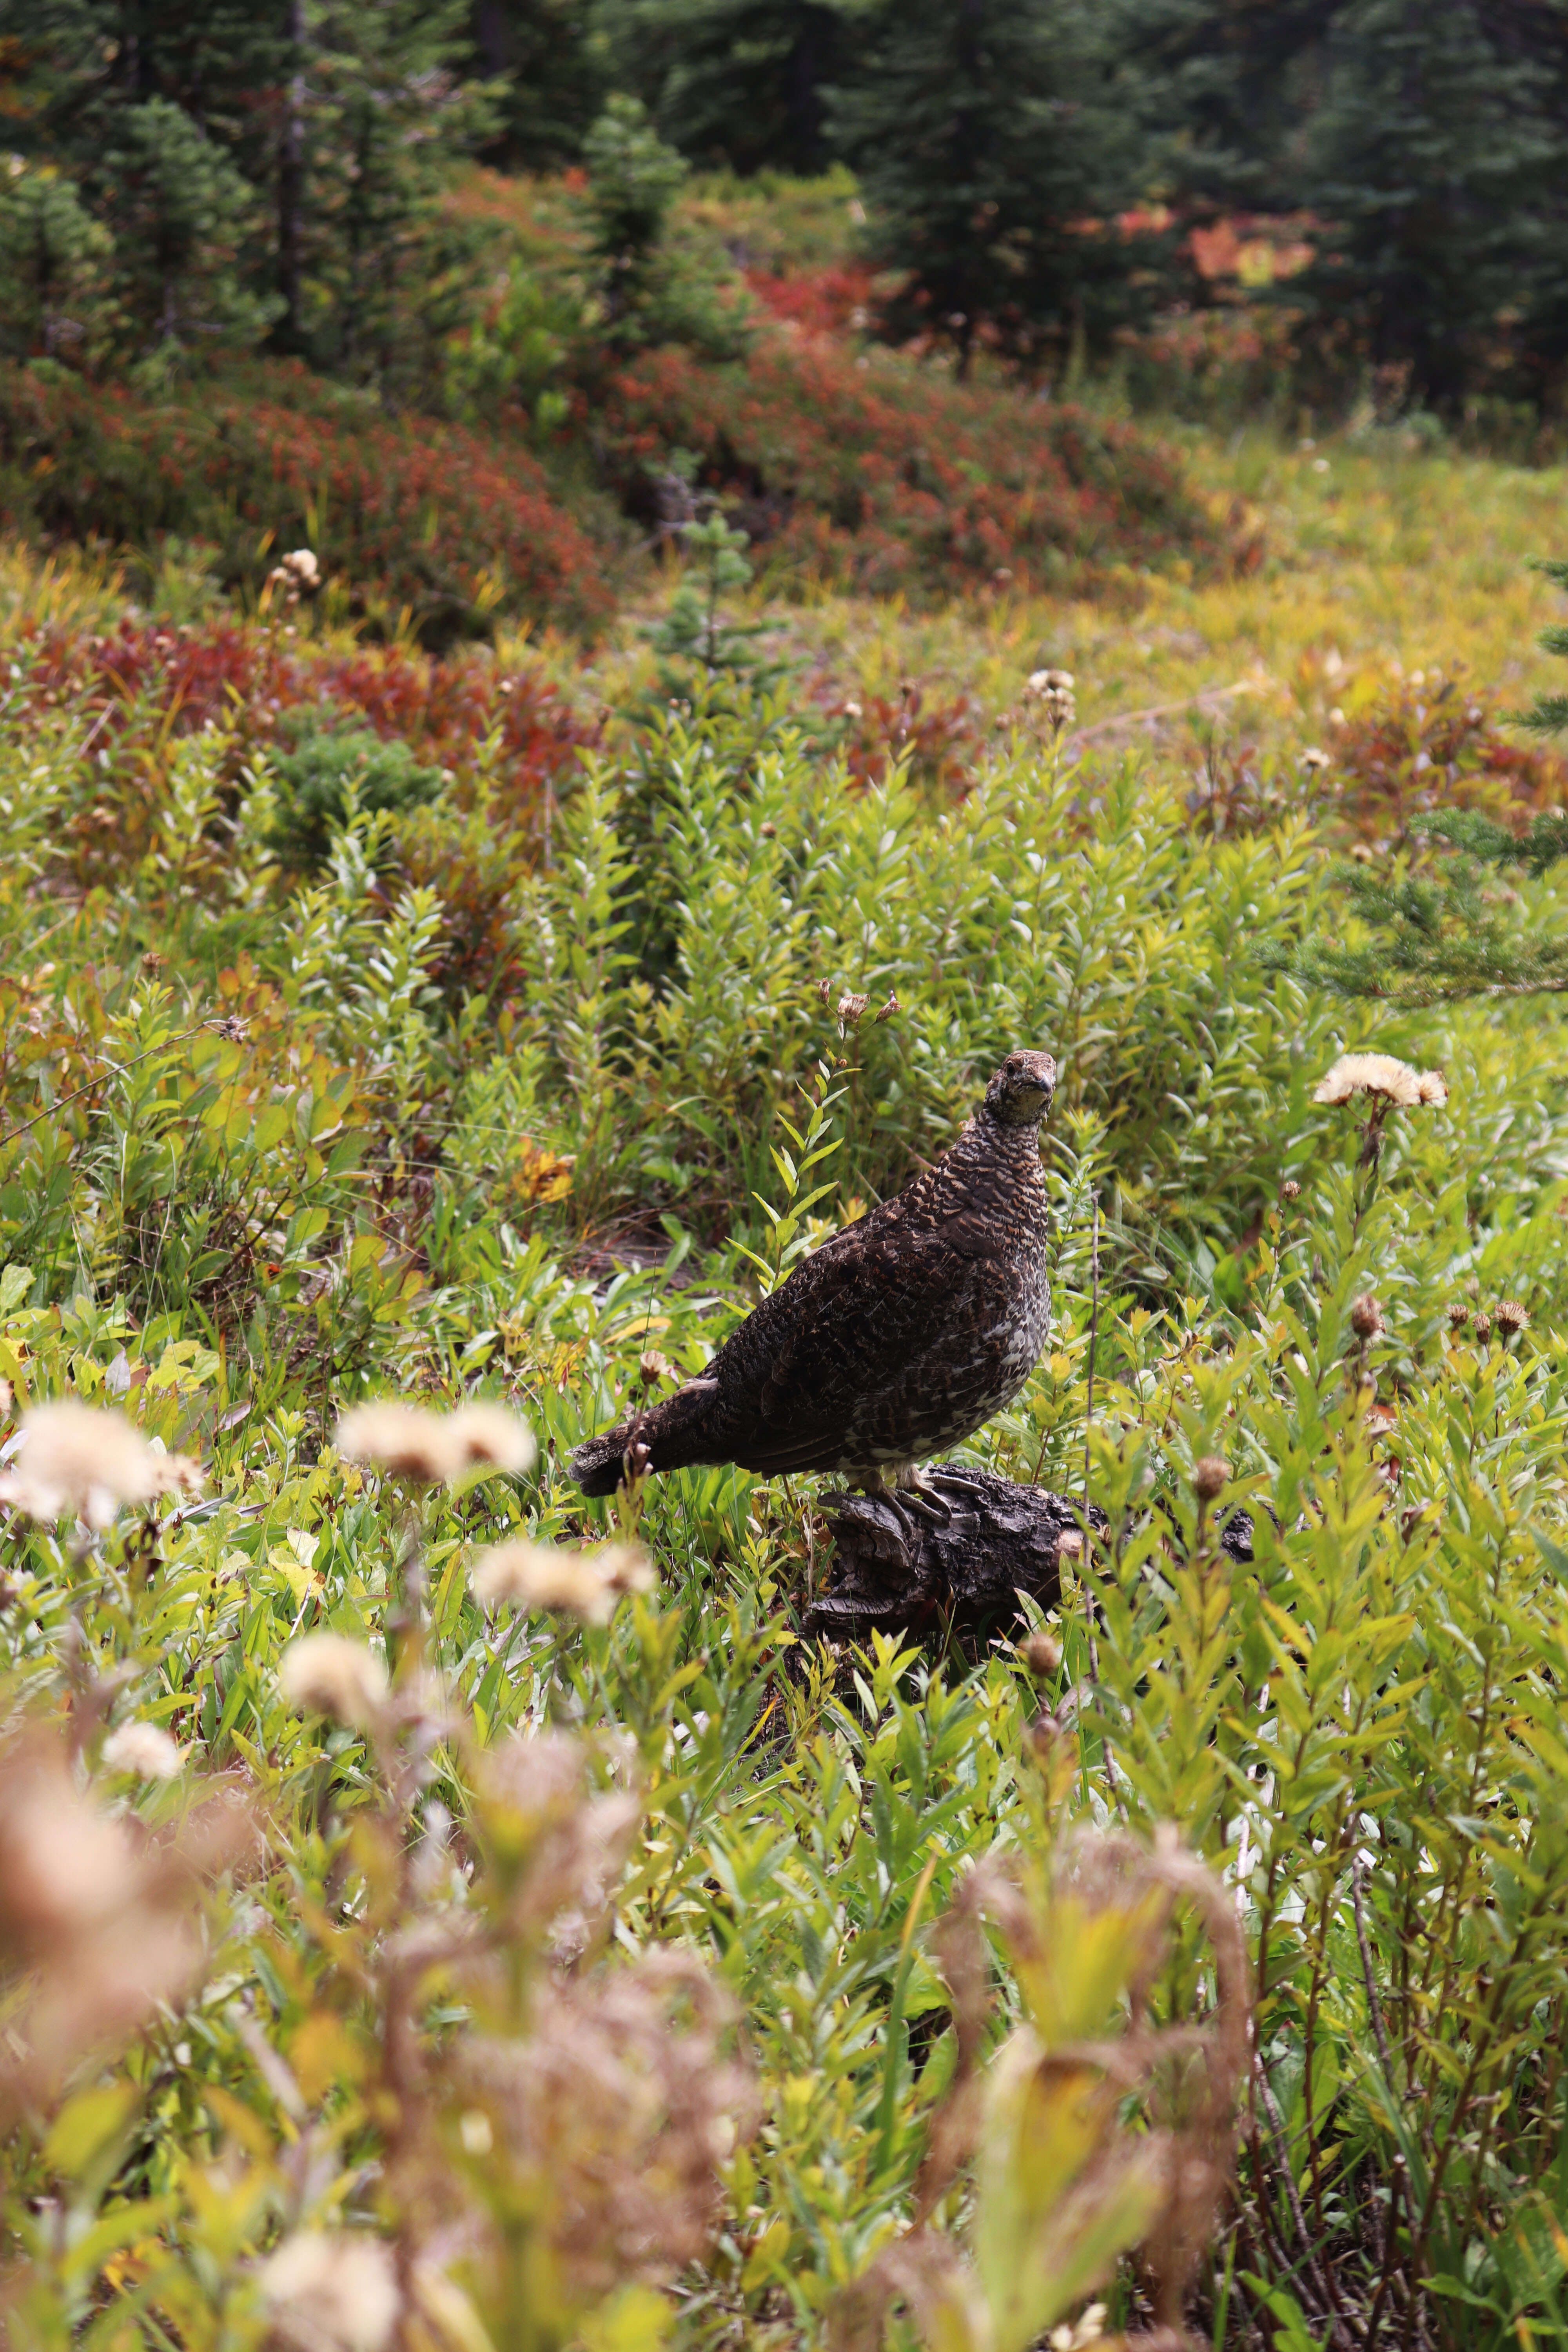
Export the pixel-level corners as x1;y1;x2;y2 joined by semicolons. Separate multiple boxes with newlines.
276;0;307;350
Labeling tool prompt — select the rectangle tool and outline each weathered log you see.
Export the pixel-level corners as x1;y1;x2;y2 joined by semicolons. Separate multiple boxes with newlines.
802;1469;1253;1642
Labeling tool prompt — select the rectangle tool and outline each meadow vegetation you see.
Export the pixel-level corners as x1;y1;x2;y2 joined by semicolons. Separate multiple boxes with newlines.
7;60;1568;2345
5;372;1568;2352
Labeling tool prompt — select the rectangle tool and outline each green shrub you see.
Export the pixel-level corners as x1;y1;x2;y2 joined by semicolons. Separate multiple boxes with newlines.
266;717;448;869
5;595;1568;2349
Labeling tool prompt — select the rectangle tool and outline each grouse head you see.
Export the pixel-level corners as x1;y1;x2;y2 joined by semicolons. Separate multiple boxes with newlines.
982;1049;1058;1127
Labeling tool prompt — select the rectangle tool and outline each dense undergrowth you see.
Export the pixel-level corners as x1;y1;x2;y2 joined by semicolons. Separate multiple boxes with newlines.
0;160;1250;645
4;503;1568;2351
0;343;1232;642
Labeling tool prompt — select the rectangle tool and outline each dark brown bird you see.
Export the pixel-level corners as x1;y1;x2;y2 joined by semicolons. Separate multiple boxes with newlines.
570;1050;1057;1511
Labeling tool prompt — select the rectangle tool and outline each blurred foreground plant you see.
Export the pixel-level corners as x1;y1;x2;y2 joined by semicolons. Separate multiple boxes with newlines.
835;1831;1249;2352
0;1400;754;2352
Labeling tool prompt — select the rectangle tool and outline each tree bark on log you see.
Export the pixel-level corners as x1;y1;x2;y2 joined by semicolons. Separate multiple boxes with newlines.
802;1469;1253;1642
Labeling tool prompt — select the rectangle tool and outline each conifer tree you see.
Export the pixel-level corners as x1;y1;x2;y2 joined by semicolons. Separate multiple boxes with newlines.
594;0;862;173
824;0;1158;376
577;94;751;357
0;0;495;389
100;95;278;359
1288;0;1567;410
0;163;113;363
469;0;603;167
287;0;494;394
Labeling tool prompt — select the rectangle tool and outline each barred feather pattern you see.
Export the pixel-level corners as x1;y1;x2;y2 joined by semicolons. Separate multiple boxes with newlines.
570;1052;1057;1498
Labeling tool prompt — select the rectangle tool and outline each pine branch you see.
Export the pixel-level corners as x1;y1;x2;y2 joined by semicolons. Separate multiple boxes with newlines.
1272;809;1568;1006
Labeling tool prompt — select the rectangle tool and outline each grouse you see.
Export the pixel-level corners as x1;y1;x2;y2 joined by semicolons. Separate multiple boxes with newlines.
570;1050;1057;1506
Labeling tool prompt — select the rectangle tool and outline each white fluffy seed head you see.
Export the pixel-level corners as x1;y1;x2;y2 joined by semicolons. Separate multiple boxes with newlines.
1314;1053;1447;1109
101;1721;183;1780
471;1538;655;1625
335;1401;534;1484
0;1402;202;1528
259;2232;399;2352
278;1634;388;1727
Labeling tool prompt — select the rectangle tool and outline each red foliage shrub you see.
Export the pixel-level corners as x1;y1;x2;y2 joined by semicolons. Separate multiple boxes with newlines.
598;341;1228;595
0;362;613;643
1327;672;1568;842
815;680;985;795
25;613;599;896
746;266;877;338
27;615;595;784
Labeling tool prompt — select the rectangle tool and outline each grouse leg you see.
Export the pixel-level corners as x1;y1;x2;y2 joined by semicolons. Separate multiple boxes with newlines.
846;1467;943;1558
892;1463;958;1526
922;1465;991;1506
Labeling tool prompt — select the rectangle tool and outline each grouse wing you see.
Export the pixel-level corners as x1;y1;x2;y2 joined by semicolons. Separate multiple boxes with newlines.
710;1211;983;1476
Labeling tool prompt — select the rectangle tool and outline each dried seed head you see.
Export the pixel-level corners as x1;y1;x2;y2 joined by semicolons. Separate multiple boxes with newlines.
1281;1179;1301;1201
335;1401;533;1484
260;2232;399;2352
1024;1708;1059;1770
1350;1294;1386;1340
1446;1301;1470;1327
281;548;320;590
1314;1053;1447;1110
816;978;832;1005
1300;746;1331;771
1192;1455;1230;1503
874;991;900;1023
449;1402;537;1475
1494;1299;1528;1336
471;1537;655;1624
0;1402;201;1528
1056;1529;1084;1568
836;991;870;1030
336;1402;459;1482
461;1950;754;2302
100;1721;183;1781
278;1633;388;1727
1048;2302;1109;2351
0;1738;142;1946
1022;665;1078;731
639;1350;675;1386
1019;1630;1062;1680
1472;1312;1492;1343
0;1730;232;2097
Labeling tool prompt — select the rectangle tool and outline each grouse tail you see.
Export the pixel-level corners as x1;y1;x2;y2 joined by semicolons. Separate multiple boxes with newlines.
568;1379;721;1496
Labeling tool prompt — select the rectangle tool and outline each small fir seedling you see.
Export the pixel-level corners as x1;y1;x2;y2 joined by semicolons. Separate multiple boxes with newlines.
646;503;795;714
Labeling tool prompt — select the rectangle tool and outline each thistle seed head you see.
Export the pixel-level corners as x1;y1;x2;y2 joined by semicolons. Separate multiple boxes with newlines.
471;1537;655;1624
259;2232;399;2352
1192;1455;1230;1503
1314;1054;1447;1110
1019;1629;1063;1679
335;1401;534;1484
100;1721;183;1781
278;1634;388;1728
0;1402;201;1529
